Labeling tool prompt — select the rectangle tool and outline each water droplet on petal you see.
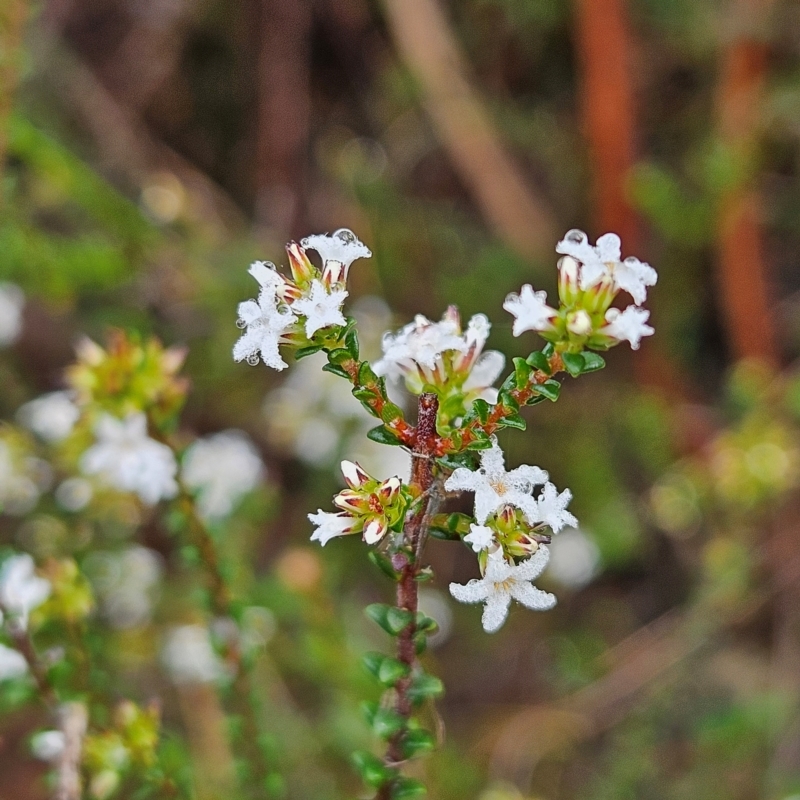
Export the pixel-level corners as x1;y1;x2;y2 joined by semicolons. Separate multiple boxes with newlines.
247;354;260;366
236;318;247;329
334;228;356;244
565;229;587;245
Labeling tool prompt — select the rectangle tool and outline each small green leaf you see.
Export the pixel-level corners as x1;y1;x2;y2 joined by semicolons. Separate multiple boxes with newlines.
345;328;360;360
380;403;404;424
358;361;379;385
414;632;428;655
414;566;435;582
526;351;552;374
353;386;375;401
498;390;520;412
366;604;413;635
466;437;494;451
322;363;349;379
534;379;561;402
327;347;352;364
501;413;526;431
391;777;427;798
362;652;385;679
294;345;323;360
401;729;436;759
415;613;439;633
371;707;406;739
513;357;532;388
352;751;393;789
542;342;555;357
581;351;606;372
378;657;411;687
368;551;400;581
367;425;402;446
472;399;491;424
561;352;584;377
408;673;444;704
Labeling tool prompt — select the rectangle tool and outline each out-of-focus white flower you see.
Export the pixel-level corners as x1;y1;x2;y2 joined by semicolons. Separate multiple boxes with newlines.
546;528;601;589
162;625;225;685
84;547;163;629
556;230;657;304
0;283;24;347
601;306;654;350
17;392;80;443
0;554;51;630
291;279;348;338
31;730;66;761
445;438;548;525
503;285;557;337
0;643;28;680
55;478;94;512
80;413;178;505
182;430;265;521
532;483;578;533
0;442;41;516
300;228;372;285
464;524;495;553
449;548;556;633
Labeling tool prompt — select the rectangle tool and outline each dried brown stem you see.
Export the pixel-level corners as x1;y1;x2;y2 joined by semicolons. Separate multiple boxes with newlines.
54;702;88;800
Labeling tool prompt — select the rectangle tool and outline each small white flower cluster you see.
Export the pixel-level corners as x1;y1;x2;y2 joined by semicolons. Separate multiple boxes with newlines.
233;229;371;370
374;308;504;402
445;439;576;633
80;413;178;505
0;283;25;347
182;430;265;521
504;230;656;350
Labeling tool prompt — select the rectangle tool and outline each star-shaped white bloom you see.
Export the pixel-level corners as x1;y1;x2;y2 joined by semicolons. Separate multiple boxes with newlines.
556;230;657;304
444;437;548;524
292;279;348;338
301;229;372;284
0;554;51;630
248;261;287;294
602;305;654;350
503;285;557;336
308;510;357;546
463;524;495;553
532;483;577;533
449;547;556;633
233;288;297;371
80;413;178;505
0;643;28;681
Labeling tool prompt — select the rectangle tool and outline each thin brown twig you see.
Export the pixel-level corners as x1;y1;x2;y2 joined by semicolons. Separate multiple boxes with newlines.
54;702;88;800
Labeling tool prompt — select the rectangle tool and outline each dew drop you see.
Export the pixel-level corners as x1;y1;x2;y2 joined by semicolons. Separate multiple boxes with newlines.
334;228;356;244
247;354;260;366
236;318;247;329
564;229;587;245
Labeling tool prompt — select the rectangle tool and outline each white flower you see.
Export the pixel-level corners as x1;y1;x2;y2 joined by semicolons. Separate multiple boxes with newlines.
248;260;287;295
182;430;265;521
463;524;495;552
162;625;225;685
556;230;657;304
31;730;66;761
503;285;556;336
449;548;556;633
566;309;593;336
0;554;51;630
17;392;80;443
444;437;548;524
532;482;577;533
0;643;28;680
80;413;178;505
300;228;372;284
601;306;654;350
462;350;506;404
375;313;466;378
291;279;348;338
0;283;24;347
234;288;296;371
307;510;357;546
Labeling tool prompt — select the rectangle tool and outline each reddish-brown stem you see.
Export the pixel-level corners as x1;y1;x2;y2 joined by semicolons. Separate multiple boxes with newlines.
1;610;58;708
438;354;564;454
378;393;440;797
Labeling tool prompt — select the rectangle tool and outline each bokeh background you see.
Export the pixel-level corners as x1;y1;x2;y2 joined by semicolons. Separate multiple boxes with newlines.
2;0;800;797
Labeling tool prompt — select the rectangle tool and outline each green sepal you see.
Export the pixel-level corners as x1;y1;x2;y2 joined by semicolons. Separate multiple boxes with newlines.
513;357;532;388
408;673;444;704
294;345;323;360
352;751;394;789
345;329;360;360
367;425;402;446
362;702;406;739
581;351;606;373
561;352;584;377
365;603;414;635
391;777;427;799
368;551;400;581
501;413;526;431
535;379;561;402
401;729;436;759
526;350;552;374
327;348;352;365
322;363;350;379
378;657;411;686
